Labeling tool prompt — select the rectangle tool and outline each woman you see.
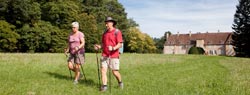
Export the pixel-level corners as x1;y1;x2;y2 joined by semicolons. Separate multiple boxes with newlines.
65;22;85;84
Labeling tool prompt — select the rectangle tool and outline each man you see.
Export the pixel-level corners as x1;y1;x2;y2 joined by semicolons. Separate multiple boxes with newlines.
94;17;123;91
65;22;85;84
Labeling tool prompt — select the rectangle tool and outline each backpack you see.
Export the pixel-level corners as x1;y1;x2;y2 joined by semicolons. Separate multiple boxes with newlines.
104;29;124;54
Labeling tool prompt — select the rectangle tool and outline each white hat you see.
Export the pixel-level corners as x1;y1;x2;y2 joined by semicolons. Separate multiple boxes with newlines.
72;22;79;28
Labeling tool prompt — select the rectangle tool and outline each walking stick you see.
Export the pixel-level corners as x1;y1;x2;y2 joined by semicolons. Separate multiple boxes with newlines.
96;50;101;88
77;53;87;80
65;53;73;80
108;55;112;93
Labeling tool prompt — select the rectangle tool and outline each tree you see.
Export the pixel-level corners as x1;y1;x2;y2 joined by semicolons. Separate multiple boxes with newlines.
127;18;139;28
4;0;41;28
188;46;205;55
41;1;80;29
76;13;98;52
0;20;19;52
16;21;64;53
125;27;156;53
0;0;135;53
154;31;171;53
0;0;8;20
232;0;250;57
144;34;157;53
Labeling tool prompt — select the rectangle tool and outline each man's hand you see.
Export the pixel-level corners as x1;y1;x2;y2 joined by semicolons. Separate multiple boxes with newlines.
108;46;114;51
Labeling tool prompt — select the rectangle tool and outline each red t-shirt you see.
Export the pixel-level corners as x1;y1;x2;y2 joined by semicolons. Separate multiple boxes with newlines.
102;28;123;58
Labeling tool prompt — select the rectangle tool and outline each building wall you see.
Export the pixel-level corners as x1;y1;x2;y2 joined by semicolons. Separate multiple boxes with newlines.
225;45;235;56
205;45;224;55
164;45;192;54
196;40;205;48
164;44;235;56
163;46;175;54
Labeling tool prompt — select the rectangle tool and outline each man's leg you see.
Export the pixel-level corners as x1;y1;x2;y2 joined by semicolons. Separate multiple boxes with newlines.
101;67;108;85
111;58;123;89
100;57;108;91
112;70;122;83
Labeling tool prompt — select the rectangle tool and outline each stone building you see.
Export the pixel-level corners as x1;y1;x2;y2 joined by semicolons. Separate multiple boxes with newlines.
163;32;235;56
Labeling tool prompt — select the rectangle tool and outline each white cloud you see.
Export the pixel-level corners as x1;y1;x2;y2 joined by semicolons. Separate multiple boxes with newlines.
119;0;238;38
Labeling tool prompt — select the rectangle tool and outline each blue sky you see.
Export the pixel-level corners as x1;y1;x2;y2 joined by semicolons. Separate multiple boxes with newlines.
119;0;238;38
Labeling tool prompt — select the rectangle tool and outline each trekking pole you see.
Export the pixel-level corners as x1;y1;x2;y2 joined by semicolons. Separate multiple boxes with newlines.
77;53;87;80
65;53;73;80
96;50;101;88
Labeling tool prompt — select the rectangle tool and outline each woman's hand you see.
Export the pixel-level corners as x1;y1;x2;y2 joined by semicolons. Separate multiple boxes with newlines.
94;44;101;50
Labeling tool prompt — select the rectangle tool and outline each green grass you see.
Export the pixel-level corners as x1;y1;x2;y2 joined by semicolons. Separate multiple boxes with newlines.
0;53;249;95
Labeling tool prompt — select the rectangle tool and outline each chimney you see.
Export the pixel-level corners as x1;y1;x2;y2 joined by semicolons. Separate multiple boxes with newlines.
177;31;179;37
189;31;191;37
218;30;220;32
166;33;169;39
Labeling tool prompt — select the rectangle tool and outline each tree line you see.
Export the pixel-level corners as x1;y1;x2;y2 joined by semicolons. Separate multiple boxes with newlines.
0;0;159;53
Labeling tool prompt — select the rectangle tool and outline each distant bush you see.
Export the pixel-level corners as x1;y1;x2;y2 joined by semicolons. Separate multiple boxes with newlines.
188;46;205;54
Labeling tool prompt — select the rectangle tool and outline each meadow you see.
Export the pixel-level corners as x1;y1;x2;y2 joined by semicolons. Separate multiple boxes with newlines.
0;53;249;95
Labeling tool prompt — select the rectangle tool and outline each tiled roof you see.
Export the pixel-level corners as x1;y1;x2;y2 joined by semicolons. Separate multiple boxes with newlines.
165;32;232;45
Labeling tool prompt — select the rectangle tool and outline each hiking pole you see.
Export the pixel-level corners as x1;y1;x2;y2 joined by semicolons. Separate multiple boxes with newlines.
65;53;73;80
96;50;101;88
77;53;87;80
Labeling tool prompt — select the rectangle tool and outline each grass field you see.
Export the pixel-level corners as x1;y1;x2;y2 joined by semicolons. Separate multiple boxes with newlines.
0;53;249;95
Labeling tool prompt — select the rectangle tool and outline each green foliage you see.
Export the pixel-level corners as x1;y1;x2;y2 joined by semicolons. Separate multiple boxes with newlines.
188;46;205;54
144;34;157;53
17;21;64;52
232;0;250;57
41;1;80;28
154;31;171;53
76;13;99;52
0;0;143;53
125;27;156;53
0;0;8;20
0;21;19;52
4;0;41;27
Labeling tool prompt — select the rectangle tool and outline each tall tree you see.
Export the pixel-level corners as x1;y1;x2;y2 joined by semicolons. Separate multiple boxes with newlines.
0;0;137;53
154;31;171;53
0;0;8;20
0;20;19;52
144;34;157;53
39;0;98;52
125;27;156;53
232;0;250;57
5;0;41;28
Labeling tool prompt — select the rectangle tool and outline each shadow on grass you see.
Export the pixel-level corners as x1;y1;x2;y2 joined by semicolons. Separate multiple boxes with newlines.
45;71;71;80
44;71;98;87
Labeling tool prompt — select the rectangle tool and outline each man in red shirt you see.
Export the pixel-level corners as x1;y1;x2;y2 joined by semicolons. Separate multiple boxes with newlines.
94;17;123;92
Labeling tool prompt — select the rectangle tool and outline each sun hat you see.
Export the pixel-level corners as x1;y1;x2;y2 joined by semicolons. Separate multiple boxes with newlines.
105;17;116;25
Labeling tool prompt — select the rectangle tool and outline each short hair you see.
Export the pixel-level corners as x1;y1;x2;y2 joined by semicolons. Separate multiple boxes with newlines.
72;22;79;28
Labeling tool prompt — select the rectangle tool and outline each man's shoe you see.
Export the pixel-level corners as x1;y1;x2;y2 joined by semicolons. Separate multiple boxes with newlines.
119;82;123;89
100;85;108;92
